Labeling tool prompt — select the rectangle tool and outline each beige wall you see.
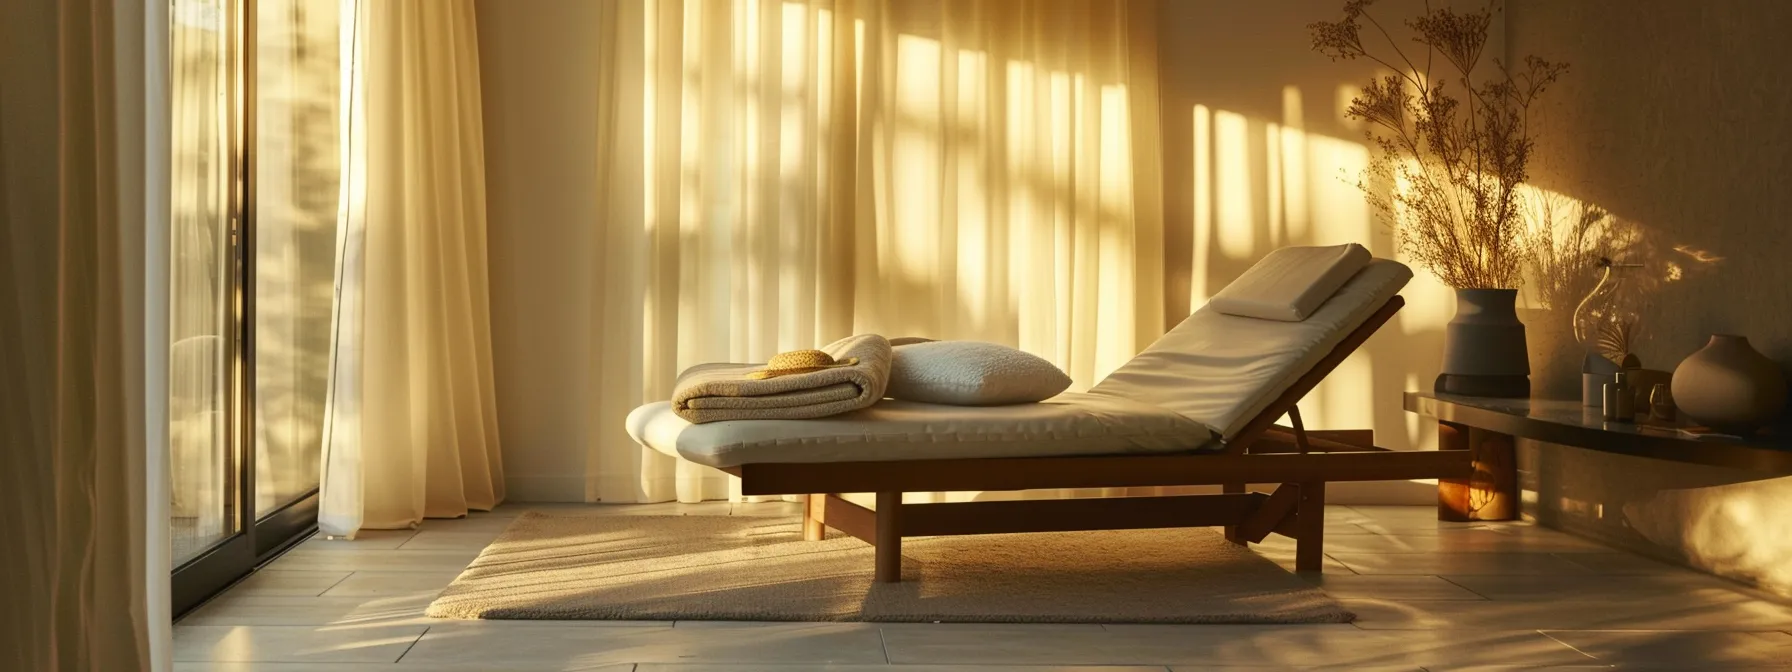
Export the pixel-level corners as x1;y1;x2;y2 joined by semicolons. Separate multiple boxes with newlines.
476;0;603;501
1505;0;1792;592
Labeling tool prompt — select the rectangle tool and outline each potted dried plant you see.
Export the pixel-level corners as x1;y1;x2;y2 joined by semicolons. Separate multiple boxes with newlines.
1310;0;1567;398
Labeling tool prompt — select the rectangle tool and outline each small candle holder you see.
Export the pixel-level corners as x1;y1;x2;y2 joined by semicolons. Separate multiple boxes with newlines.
1650;383;1676;422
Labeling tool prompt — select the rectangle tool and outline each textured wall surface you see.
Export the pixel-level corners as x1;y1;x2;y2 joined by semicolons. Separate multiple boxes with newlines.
1507;0;1792;592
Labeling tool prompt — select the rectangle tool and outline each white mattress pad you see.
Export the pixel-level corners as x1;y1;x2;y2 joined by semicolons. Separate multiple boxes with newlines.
626;392;1217;468
1089;259;1411;439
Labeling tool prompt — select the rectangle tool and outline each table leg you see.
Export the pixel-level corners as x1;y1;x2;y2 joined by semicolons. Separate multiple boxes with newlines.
803;493;826;541
1437;420;1518;521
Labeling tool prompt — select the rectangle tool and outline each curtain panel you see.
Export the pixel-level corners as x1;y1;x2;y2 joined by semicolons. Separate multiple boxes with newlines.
0;0;171;667
319;0;505;536
590;0;1164;503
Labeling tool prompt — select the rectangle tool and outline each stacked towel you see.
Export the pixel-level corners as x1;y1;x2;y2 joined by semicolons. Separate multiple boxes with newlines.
670;334;893;424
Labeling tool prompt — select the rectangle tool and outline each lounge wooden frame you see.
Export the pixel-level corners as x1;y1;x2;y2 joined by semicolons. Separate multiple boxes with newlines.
721;296;1475;582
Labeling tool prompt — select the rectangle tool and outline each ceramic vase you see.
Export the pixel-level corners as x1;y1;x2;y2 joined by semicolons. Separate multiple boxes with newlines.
1435;288;1531;398
1671;335;1787;434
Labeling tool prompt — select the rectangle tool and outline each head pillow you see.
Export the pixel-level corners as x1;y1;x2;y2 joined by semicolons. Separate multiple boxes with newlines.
886;341;1072;406
1208;243;1372;321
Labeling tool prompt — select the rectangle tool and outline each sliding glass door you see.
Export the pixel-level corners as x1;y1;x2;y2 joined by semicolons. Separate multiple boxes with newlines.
253;0;339;525
170;0;341;617
169;0;241;572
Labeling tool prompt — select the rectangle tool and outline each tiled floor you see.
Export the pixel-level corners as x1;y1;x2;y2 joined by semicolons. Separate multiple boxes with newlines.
174;502;1792;671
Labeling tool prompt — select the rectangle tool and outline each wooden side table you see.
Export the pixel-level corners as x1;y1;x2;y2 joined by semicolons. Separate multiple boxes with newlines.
1405;391;1792;522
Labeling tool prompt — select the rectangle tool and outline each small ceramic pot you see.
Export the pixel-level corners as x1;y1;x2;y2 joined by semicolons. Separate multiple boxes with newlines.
1671;335;1787;434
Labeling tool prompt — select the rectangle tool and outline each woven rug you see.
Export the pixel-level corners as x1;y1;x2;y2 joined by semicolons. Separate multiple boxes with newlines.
425;512;1352;624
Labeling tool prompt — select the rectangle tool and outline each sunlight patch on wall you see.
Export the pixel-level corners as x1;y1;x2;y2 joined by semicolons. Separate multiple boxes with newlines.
1214;110;1255;260
1264;121;1283;250
1190;104;1213;309
1312;351;1374;433
1279;85;1310;243
1302;133;1372;246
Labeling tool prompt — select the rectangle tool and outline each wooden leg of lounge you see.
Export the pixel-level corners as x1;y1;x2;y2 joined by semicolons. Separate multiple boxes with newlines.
874;492;902;583
803;494;827;541
1295;481;1325;572
1222;482;1247;545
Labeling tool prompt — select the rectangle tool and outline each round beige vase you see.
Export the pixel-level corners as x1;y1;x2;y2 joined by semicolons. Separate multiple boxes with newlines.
1670;334;1788;434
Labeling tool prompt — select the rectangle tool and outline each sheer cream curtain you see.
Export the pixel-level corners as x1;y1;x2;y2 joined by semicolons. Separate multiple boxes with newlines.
319;0;504;536
591;0;1164;503
0;0;171;667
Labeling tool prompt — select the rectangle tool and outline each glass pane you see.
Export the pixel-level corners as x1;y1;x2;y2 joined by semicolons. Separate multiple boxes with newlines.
253;0;339;518
170;0;240;565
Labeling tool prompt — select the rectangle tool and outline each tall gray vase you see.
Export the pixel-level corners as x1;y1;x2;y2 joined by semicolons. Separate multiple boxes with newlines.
1435;288;1531;398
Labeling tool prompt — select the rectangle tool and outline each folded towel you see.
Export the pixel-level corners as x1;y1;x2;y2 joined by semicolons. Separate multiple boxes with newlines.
670;334;893;423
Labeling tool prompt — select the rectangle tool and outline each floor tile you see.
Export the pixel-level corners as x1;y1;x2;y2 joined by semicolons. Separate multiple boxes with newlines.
400;622;887;666
422;514;524;531
1545;629;1792;667
1260;529;1604;555
883;623;1591;667
1344;506;1494;530
298;529;418;551
1555;551;1693;575
1300;574;1486;600
264;548;481;573
1328;552;1594;575
1322;522;1382;535
177;595;437;627
223;570;352;597
320;570;463;597
1251;547;1358;574
173;624;428;663
396;529;507;550
1341;594;1792;630
1440;573;1760;601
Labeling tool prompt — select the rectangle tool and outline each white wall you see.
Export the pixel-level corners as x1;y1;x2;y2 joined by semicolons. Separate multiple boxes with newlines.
477;0;1491;504
476;0;603;501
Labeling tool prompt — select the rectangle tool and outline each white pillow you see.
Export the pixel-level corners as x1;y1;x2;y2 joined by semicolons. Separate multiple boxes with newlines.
1208;243;1372;321
886;341;1072;406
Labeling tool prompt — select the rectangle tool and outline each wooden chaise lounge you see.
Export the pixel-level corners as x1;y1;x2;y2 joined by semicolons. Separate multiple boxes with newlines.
629;245;1476;582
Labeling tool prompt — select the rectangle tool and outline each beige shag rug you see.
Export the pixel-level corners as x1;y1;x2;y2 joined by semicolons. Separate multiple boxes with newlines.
425;512;1352;624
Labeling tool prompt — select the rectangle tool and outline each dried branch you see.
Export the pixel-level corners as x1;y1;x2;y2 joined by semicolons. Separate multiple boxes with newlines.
1310;0;1568;289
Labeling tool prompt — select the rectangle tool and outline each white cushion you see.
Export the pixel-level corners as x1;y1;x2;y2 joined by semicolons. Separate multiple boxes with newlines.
1208;243;1372;322
885;341;1072;406
1091;258;1411;439
625;393;1216;468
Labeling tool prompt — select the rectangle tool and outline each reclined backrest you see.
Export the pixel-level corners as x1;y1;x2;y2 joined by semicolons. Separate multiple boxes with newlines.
1089;244;1412;440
